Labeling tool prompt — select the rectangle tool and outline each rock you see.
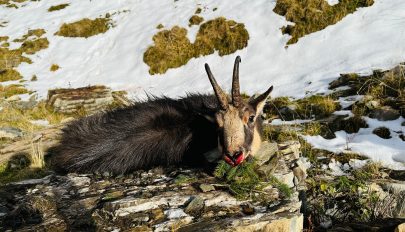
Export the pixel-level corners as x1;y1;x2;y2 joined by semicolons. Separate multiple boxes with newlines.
278;140;301;159
0;140;307;231
255;141;278;165
164;208;188;219
232;213;303;232
372;127;391;139
46;85;114;114
274;171;295;188
278;105;299;121
369;106;400;121
0;127;23;139
199;184;215;192
184;196;204;217
240;202;255;215
6;95;20;102
365;100;380;109
396;223;405;232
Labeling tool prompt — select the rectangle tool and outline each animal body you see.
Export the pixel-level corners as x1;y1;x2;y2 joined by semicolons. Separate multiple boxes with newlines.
50;56;273;174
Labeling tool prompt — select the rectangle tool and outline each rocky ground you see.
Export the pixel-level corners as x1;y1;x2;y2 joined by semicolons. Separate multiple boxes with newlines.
0;141;305;231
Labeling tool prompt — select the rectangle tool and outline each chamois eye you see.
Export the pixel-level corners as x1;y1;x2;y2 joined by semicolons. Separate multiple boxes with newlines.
248;115;255;123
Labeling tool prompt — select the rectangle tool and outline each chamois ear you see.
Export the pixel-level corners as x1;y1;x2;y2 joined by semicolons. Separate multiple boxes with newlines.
249;85;273;113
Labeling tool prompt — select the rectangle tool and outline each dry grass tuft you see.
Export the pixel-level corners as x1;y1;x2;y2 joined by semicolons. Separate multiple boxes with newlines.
143;26;195;74
50;64;60;72
194;17;249;56
274;0;374;44
48;3;69;12
144;17;249;74
0;101;70;131
296;95;339;119
0;84;29;98
19;38;49;54
30;140;45;168
0;69;22;82
55;18;112;38
189;15;204;26
156;23;164;29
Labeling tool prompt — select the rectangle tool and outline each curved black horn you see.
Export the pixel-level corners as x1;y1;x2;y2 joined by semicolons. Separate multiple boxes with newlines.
250;85;274;107
232;56;241;107
205;63;228;110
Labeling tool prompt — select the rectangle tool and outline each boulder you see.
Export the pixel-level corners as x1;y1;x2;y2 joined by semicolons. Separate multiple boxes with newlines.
46;85;115;114
369;106;400;121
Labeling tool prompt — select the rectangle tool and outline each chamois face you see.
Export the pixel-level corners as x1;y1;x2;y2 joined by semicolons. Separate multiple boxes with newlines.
215;98;268;166
205;56;273;166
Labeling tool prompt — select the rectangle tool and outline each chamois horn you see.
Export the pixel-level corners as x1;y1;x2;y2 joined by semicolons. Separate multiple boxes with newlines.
232;56;241;107
205;63;228;110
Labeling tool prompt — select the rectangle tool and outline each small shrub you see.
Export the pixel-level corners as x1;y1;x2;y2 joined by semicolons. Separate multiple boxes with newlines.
214;159;292;199
189;15;204;26
31;75;37;81
55;18;111;38
372;127;391;139
48;3;69;12
50;64;60;72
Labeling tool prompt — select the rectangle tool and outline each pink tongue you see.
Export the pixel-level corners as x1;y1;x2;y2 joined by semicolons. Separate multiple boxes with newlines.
234;153;244;165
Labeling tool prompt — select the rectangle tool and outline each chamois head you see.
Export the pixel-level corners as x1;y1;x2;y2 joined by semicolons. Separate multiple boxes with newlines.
205;56;273;166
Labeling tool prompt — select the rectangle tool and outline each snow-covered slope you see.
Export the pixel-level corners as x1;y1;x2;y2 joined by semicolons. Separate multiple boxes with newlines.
1;0;404;99
1;0;405;169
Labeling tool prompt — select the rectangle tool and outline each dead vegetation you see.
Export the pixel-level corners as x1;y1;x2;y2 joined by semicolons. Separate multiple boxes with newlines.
0;84;29;98
50;64;60;72
48;3;69;12
144;17;249;74
0;29;48;100
55;17;112;38
0;0;29;8
273;0;374;44
189;15;204;26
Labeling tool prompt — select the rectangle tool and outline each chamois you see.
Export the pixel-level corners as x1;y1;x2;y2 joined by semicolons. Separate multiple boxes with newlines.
50;56;273;174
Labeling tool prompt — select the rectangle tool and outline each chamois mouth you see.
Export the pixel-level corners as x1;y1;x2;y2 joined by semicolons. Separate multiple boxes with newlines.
224;151;245;167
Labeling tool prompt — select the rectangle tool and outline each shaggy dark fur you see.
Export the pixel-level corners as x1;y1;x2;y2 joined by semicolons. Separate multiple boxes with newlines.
49;94;220;174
